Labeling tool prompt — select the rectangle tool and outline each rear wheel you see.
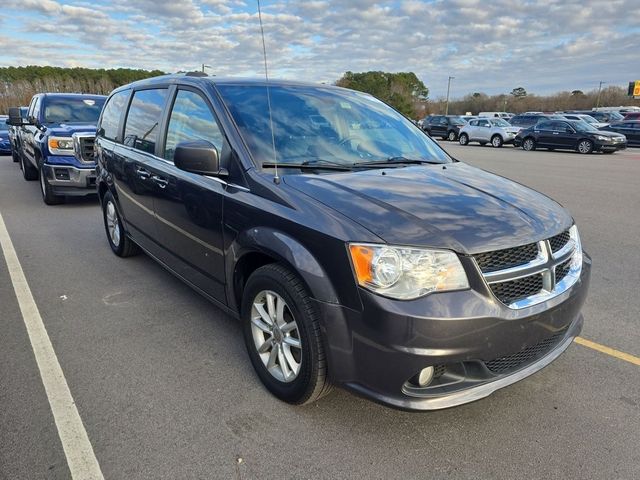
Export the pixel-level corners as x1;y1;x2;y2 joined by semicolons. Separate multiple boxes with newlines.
447;130;457;141
102;190;140;257
39;165;64;205
522;138;536;151
242;263;332;405
577;139;593;154
11;149;19;163
21;155;38;180
459;133;469;146
491;135;503;148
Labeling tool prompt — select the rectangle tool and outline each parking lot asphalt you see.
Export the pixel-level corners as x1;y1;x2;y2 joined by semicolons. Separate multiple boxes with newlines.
1;146;639;480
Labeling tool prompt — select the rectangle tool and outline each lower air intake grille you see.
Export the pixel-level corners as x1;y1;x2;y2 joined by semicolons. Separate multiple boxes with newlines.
489;274;544;305
485;329;567;374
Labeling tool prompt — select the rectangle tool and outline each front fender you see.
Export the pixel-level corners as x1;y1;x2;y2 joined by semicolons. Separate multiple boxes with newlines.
227;227;340;311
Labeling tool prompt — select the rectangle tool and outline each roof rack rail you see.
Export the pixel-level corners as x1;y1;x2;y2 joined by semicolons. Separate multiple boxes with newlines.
185;71;209;77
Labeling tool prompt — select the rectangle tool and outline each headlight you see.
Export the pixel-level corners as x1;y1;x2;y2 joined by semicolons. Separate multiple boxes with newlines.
348;243;469;300
569;225;582;270
48;136;74;155
594;135;610;141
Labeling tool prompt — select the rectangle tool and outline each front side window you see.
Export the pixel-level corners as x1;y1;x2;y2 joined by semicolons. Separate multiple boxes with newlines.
124;89;168;154
537;121;553;131
217;84;451;167
477;119;489;127
98;90;129;141
164;89;224;161
43;96;106;124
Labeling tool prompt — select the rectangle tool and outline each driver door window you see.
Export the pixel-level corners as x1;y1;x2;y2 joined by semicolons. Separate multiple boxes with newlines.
164;90;224;161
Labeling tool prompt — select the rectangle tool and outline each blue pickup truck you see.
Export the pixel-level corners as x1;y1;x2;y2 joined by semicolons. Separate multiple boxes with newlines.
9;93;106;205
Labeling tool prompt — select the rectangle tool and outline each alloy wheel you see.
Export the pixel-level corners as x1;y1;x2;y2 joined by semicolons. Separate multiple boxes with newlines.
578;140;593;154
523;138;534;151
448;131;456;141
250;290;302;383
105;200;121;247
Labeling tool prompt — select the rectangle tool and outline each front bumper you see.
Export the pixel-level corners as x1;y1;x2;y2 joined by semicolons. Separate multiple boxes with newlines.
316;255;591;411
0;140;11;154
42;163;97;195
595;140;627;152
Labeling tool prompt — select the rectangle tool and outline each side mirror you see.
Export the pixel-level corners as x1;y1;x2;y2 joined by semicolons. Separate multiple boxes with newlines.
174;140;226;177
8;107;26;126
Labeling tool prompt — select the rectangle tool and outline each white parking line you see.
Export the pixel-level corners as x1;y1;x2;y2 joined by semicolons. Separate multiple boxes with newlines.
0;211;104;480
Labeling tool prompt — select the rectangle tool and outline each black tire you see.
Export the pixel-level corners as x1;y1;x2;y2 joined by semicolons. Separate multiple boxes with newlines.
491;135;503;148
459;133;469;146
21;154;38;180
102;190;140;257
242;263;332;405
577;139;593;154
447;130;457;141
522;137;536;151
39;165;65;205
11;150;19;163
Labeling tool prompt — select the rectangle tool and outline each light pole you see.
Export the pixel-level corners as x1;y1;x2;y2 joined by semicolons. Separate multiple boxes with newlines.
596;80;606;108
202;63;212;73
445;76;454;115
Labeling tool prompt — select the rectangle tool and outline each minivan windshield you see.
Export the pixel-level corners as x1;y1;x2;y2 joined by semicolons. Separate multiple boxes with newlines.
216;84;451;167
43;96;106;124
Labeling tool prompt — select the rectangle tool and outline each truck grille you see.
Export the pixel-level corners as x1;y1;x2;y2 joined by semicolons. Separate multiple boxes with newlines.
484;328;567;374
78;136;95;164
473;228;581;309
474;242;539;273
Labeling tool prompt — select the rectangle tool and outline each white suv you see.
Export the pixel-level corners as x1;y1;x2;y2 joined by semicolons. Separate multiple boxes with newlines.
459;118;521;147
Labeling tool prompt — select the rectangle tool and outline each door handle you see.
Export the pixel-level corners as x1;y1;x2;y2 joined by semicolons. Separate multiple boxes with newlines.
136;168;151;179
152;175;169;188
552;132;559;135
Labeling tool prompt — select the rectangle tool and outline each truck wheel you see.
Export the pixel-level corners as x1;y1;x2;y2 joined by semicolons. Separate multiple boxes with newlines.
491;135;504;148
21;155;38;181
39;165;65;205
102;191;140;257
242;263;332;405
11;150;19;163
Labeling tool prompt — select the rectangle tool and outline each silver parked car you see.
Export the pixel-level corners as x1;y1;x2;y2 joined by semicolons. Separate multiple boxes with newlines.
459;118;521;147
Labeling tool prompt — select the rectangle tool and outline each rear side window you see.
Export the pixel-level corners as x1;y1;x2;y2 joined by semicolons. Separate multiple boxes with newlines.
98;90;129;141
537;121;554;130
164;89;224;161
124;89;168;154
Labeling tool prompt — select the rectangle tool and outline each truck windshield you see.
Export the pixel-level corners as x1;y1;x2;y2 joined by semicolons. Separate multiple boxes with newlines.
43;97;106;124
216;84;451;167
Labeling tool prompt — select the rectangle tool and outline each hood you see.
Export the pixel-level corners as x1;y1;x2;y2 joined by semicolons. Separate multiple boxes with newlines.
48;123;97;137
505;127;521;134
283;163;572;254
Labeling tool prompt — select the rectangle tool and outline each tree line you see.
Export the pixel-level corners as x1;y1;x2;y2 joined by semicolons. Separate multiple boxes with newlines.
0;66;165;113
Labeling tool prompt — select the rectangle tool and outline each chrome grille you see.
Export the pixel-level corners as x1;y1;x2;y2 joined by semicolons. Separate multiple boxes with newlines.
474;242;539;273
79;137;95;163
549;230;570;253
489;274;544;305
474;227;582;309
485;329;567;374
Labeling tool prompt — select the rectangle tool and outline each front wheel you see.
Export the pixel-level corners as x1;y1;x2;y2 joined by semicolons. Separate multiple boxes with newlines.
242;264;332;405
577;139;594;154
447;130;457;141
491;135;503;148
522;138;536;151
11;150;19;163
102;191;140;257
21;155;38;180
40;165;64;205
459;133;469;146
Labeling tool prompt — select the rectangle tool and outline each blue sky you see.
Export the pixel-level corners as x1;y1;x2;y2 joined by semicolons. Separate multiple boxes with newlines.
1;0;639;98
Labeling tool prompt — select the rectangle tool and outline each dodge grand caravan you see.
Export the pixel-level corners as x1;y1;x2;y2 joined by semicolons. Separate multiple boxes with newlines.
90;73;590;410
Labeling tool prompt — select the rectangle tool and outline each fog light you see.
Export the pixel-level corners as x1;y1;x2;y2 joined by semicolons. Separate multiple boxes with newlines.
414;366;435;387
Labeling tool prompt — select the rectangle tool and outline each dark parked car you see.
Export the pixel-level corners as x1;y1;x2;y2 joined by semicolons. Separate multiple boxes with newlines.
514;120;626;153
0;116;11;155
567;110;624;124
509;114;566;129
92;73;590;411
622;112;640;121
8;93;106;204
422;115;466;141
601;121;640;147
8;107;28;162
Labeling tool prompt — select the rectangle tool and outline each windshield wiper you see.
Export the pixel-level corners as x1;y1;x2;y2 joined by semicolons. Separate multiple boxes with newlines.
262;160;354;171
355;156;444;167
